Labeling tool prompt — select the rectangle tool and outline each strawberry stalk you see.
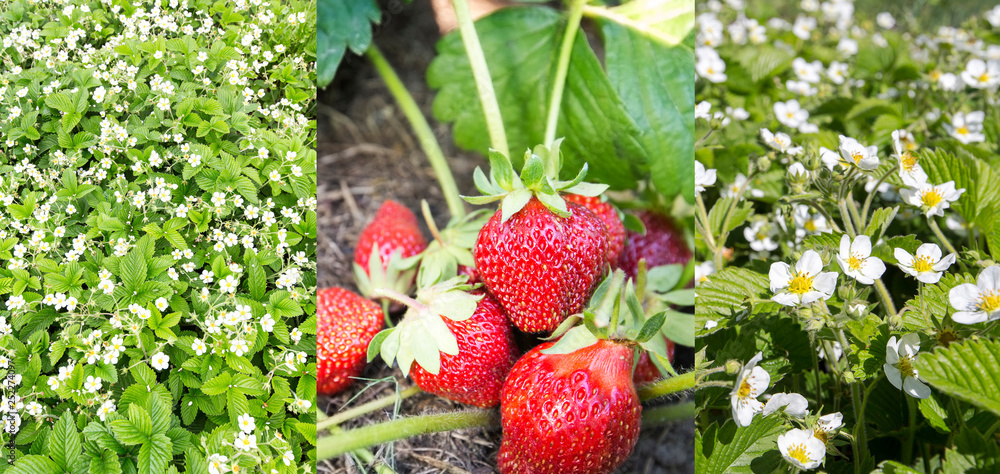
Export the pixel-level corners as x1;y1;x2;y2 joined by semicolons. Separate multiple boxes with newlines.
543;0;586;147
450;0;509;158
318;385;423;430
317;410;500;460
318;412;398;474
317;370;698;460
366;45;466;219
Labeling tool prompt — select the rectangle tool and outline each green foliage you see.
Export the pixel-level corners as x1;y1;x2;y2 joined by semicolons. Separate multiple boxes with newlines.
918;339;1000;418
0;1;317;472
317;0;380;86
428;6;694;200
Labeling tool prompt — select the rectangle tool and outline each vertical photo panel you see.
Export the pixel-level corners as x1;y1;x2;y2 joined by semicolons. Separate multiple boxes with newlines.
318;0;695;472
0;0;318;473
695;0;1000;472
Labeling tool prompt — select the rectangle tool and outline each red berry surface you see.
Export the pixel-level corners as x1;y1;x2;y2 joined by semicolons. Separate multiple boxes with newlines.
409;292;519;407
475;198;609;333
617;210;692;279
316;287;384;395
563;194;625;265
498;339;641;474
353;200;427;272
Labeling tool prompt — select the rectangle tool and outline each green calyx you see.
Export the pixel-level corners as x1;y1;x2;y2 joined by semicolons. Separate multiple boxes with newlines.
415;200;491;289
352;243;420;301
366;277;484;377
541;269;672;374
462;139;609;223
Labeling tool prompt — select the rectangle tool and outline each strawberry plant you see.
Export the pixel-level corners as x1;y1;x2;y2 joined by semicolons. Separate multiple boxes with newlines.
319;0;696;471
695;1;1000;472
0;1;318;473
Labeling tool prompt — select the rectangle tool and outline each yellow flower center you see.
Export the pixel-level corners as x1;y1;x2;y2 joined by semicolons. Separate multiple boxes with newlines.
789;272;815;295
847;255;863;271
930;70;941;80
850;150;864;164
707;67;715;75
979;73;990;83
788;443;812;464
913;256;934;273
901;152;917;171
921;189;943;208
804;220;817;232
979;291;1000;313
957;126;969;135
898;355;916;378
814;430;830;444
738;379;752;398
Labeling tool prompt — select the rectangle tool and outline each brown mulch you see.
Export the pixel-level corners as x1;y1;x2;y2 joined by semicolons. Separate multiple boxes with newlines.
318;1;694;472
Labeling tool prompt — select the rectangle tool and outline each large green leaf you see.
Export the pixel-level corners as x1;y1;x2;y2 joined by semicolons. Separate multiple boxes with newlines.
49;410;81;471
5;456;61;474
317;0;380;87
698;416;785;473
920;148;1000;230
942;427;1000;473
601;20;694;201
137;434;172;474
917;339;1000;417
695;267;772;329
428;7;648;190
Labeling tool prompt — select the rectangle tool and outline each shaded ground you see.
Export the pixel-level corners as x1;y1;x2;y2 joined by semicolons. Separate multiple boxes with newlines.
318;1;694;472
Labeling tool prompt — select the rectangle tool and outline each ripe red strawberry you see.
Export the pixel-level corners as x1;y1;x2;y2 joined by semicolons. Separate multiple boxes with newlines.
633;335;677;384
617;210;692;279
316;287;385;395
409;291;518;407
475;198;609;333
353;199;427;275
563;194;625;265
498;339;641;474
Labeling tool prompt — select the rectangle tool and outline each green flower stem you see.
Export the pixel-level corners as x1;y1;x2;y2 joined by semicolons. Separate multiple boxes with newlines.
695;192;720;266
902;395;917;466
810;336;823;406
844;197;864;237
318;409;499;460
715;170;759;269
365;45;466;219
873;279;898;323
381;299;393;328
637;371;697;400
640;401;695;427
450;0;509;158
859;165;899;231
838;199;857;238
927;217;959;256
835;328;869;474
317;413;397;474
318;386;423;431
543;0;586;147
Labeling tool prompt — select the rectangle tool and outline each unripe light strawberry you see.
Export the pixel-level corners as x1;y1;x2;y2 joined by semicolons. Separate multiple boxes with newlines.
498;339;641;474
316;287;384;395
475;198;609;333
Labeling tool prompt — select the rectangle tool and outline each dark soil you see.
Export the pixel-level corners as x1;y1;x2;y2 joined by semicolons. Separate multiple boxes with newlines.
318;1;694;472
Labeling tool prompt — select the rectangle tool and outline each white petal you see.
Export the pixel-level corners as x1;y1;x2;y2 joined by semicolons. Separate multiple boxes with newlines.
811;272;838;295
885;363;902;389
898;333;921;355
950;283;982;312
769;262;792;291
763;392;809;417
746;366;771;396
916;243;942;262
885;336;900;363
839;234;851;258
978;266;1000;291
851;235;872;257
861;257;886;280
796;250;824;275
932;253;957;271
894;248;914;267
917;271;943;284
772;292;801;306
952;310;989;325
903;377;931;399
734;398;763;427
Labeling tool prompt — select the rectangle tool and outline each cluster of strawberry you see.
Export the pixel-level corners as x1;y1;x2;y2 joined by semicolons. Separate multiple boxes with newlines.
318;147;690;473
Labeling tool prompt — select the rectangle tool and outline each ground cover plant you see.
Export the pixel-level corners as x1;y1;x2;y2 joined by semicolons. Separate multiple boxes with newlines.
695;0;1000;472
319;0;696;472
0;0;318;472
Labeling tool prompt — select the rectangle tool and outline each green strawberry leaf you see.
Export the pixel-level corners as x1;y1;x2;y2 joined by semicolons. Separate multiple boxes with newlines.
317;0;380;87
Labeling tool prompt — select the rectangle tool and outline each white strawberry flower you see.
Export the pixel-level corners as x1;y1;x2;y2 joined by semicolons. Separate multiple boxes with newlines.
695;161;716;193
884;333;931;399
895;243;956;284
260;313;275;332
813;412;843;445
900;181;964;217
891;130;927;187
837;135;879;170
762;392;808;418
230;340;249;357
760;128;803;155
731;352;770;427
960;59;999;89
237;413;255;433
191;338;207;356
769;250;838;306
151;352;170;371
283;450;294;466
949;266;1000;325
84;375;102;393
154;297;169;311
836;235;886;285
234;431;257;451
98;400;116;421
944;111;986;144
774;100;809;129
778;428;826;470
208;454;230;474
